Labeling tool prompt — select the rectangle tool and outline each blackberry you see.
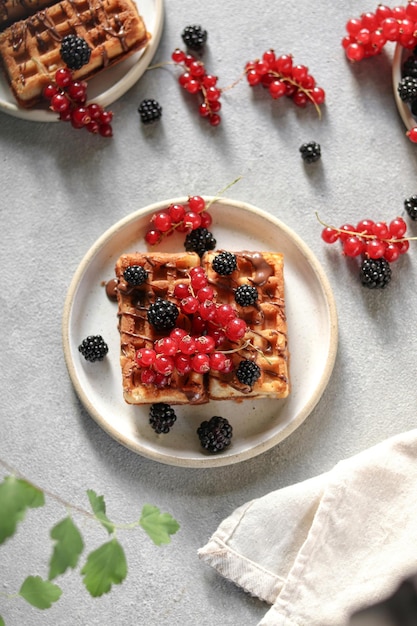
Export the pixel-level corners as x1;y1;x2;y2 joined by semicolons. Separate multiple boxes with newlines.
78;335;108;362
197;416;232;453
402;54;417;79
236;359;261;387
184;227;216;257
212;251;237;275
397;76;417;102
60;35;91;70
138;99;162;124
123;265;148;286
149;403;177;434
234;284;258;307
360;258;392;289
405;195;417;220
147;298;179;331
299;141;321;163
181;25;208;52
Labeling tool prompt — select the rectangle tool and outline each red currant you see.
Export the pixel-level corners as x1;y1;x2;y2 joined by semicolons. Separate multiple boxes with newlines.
145;229;162;246
389;217;407;238
225;318;247;342
135;348;156;367
153;211;172;232
191;353;210;373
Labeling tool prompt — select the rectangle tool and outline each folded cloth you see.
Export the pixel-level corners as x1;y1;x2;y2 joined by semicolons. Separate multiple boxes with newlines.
198;429;417;626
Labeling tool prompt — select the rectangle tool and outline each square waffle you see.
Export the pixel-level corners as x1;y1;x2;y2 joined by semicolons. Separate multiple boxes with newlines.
0;0;150;107
202;251;290;401
115;251;209;406
115;250;290;406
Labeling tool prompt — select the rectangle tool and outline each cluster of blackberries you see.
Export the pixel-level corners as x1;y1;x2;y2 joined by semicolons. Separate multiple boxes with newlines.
212;251;237;275
60;35;91;70
149;403;177;434
78;335;108;362
138;99;163;125
147;298;179;331
399;47;417;119
359;258;392;289
404;195;417;221
123;265;148;286
149;404;232;454
299;141;321;163
185;227;216;257
234;284;258;307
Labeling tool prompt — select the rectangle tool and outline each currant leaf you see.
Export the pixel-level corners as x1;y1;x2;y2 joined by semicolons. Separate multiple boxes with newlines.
86;489;115;534
0;476;44;544
19;575;62;609
139;504;180;546
81;538;127;597
48;516;84;580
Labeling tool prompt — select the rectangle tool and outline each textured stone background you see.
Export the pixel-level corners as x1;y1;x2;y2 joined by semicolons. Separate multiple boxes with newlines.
1;0;417;624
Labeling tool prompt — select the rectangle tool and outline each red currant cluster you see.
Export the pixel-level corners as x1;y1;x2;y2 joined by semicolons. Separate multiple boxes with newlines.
42;68;113;136
321;216;411;262
145;195;213;245
342;2;417;62
135;266;248;385
245;50;326;111
171;48;222;126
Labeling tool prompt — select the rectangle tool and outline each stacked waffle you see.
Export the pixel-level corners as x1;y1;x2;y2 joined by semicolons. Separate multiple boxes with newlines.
115;250;290;405
0;0;150;107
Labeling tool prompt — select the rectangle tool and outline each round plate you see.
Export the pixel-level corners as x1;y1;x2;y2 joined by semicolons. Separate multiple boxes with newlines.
62;198;338;468
392;43;415;130
0;0;163;122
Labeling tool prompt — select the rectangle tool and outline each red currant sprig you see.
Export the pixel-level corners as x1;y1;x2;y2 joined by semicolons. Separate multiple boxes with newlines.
342;2;417;62
318;213;415;262
171;48;222;126
42;67;113;137
245;50;326;115
145;195;213;245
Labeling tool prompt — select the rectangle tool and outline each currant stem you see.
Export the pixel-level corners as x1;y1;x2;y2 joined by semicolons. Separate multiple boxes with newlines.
315;212;417;244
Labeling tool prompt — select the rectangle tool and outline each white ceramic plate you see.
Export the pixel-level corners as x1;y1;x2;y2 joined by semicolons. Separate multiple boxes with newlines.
62;198;338;468
392;43;416;130
0;0;163;122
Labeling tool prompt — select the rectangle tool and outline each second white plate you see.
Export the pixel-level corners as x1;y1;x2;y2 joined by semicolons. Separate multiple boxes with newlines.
62;198;338;468
0;0;163;122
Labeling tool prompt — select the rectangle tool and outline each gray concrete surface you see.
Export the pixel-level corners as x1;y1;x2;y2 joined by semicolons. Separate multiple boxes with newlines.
1;0;417;624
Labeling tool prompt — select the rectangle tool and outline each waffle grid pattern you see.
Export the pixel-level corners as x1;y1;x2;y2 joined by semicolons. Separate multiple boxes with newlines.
0;0;149;107
115;250;290;406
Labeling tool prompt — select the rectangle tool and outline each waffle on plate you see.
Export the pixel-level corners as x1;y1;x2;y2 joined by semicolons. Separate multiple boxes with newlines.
202;250;290;401
115;250;290;406
0;0;150;107
115;252;209;406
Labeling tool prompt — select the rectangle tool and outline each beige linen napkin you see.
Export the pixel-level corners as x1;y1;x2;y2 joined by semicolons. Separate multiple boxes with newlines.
198;429;417;626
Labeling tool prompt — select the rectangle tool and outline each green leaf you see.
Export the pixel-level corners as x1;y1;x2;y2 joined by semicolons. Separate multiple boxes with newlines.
19;576;62;609
87;489;115;534
81;538;127;597
0;476;44;544
0;615;5;626
139;504;180;546
48;516;84;580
